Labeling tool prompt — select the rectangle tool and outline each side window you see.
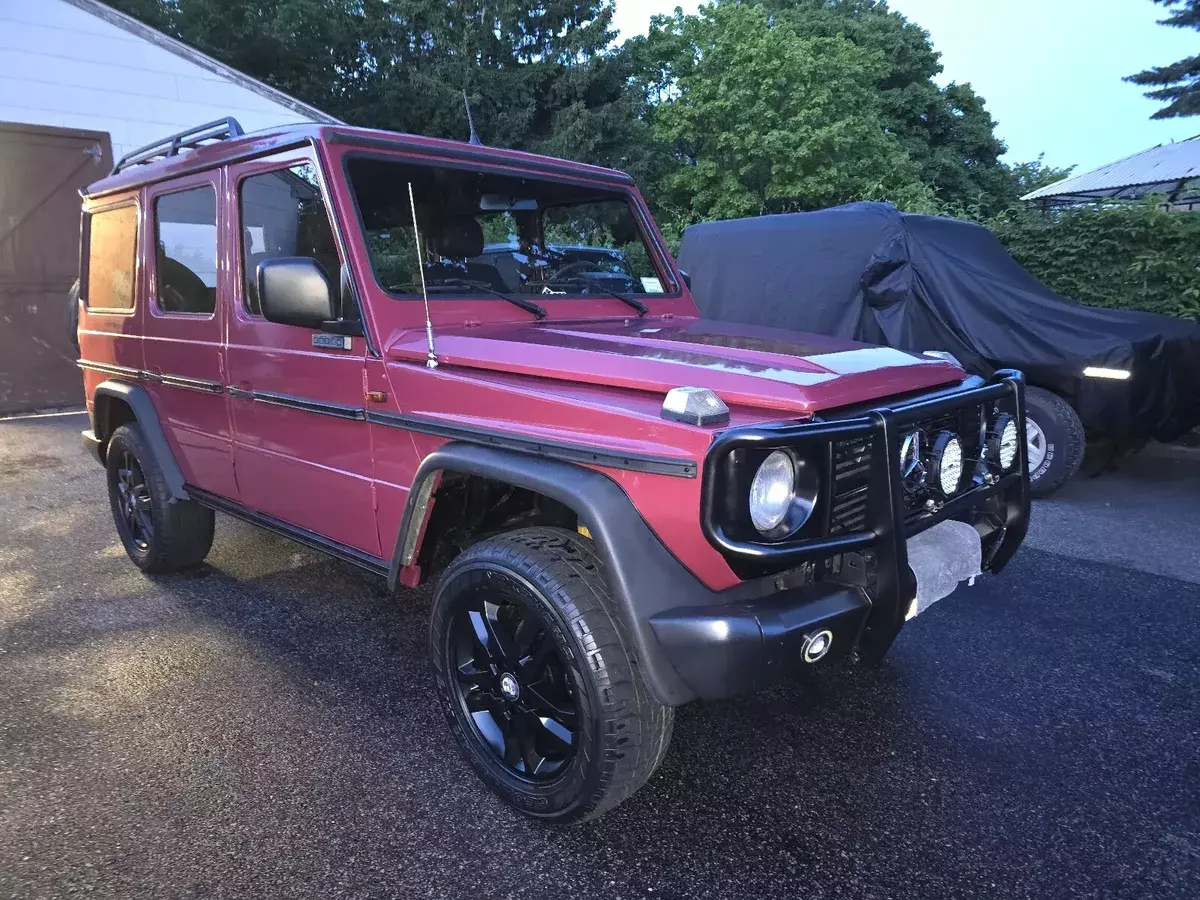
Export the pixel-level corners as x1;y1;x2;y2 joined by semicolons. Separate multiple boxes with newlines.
239;162;340;315
84;205;138;310
154;186;217;314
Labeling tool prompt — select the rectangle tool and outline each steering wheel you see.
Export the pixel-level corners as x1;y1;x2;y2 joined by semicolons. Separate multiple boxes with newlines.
544;259;603;282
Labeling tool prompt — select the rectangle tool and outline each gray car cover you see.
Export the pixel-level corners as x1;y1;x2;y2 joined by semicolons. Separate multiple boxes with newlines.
679;202;1200;442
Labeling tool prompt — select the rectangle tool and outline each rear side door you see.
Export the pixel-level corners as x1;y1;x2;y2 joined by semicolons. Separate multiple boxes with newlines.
141;174;236;500
224;150;379;556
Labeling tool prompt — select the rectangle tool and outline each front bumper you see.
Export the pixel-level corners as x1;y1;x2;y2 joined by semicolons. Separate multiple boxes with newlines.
650;371;1030;700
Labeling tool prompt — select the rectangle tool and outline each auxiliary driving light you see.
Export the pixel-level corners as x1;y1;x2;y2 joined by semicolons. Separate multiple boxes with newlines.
989;414;1019;471
930;432;964;497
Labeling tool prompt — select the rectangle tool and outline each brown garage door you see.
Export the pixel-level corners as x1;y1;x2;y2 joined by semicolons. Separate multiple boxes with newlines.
1;122;112;415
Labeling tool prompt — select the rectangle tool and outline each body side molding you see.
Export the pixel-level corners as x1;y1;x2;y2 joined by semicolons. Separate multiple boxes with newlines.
368;410;696;478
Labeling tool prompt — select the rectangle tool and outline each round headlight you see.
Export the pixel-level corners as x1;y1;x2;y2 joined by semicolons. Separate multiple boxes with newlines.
931;432;964;497
749;450;796;533
995;416;1018;470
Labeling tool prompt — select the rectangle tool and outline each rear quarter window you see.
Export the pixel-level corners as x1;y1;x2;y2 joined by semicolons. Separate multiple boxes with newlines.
84;205;138;311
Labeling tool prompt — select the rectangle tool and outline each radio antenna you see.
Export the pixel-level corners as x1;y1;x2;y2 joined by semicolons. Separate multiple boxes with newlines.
407;181;437;369
463;89;482;146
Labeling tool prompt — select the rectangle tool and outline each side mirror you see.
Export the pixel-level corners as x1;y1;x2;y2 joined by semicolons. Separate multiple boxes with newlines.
678;269;692;289
259;257;335;329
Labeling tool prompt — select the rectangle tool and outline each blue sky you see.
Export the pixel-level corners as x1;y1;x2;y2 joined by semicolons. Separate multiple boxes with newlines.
611;0;1200;174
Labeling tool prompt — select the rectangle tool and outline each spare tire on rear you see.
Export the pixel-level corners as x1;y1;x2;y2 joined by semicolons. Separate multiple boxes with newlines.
1024;386;1085;497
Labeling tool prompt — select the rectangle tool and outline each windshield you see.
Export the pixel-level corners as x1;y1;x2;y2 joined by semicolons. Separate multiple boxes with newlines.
345;156;676;301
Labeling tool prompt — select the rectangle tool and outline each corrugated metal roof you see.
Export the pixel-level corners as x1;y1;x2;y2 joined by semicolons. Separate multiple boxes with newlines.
1022;135;1200;202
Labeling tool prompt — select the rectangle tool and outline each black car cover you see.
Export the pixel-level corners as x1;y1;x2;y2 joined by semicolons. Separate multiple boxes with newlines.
679;202;1200;442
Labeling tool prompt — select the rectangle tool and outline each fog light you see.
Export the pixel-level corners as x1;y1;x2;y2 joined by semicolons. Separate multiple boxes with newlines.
801;629;833;663
930;432;964;497
988;414;1018;471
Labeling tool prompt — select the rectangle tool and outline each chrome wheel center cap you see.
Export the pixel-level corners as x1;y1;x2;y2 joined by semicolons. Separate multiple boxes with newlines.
499;673;520;701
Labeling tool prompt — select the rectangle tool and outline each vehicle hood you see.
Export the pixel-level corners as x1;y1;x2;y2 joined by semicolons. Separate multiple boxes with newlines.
386;317;963;417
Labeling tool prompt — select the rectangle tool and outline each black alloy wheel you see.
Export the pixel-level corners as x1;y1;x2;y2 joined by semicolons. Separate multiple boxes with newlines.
430;528;673;823
113;449;154;554
447;578;579;780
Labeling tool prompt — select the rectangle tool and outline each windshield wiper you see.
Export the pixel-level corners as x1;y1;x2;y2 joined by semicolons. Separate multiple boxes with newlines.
565;279;648;316
438;278;547;320
389;278;547;320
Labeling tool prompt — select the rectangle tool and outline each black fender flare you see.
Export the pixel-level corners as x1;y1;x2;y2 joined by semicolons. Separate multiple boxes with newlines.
390;443;741;706
92;380;190;502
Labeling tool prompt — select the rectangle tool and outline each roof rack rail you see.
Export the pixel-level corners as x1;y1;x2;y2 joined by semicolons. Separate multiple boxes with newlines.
110;117;245;176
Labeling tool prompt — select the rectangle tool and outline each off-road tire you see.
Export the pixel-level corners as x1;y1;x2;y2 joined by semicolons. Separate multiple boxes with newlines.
1025;386;1085;498
106;424;215;573
430;527;673;823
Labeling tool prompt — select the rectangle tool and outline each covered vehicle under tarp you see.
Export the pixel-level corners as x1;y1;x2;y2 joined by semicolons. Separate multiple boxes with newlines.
678;202;1200;443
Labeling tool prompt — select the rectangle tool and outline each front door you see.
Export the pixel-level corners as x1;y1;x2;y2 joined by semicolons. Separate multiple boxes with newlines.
224;150;379;556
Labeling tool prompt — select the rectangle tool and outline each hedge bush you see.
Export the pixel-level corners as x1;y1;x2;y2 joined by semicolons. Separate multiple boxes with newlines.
984;201;1200;322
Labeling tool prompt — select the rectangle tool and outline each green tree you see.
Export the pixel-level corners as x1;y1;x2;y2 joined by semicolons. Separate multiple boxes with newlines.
630;2;933;231
757;0;1022;213
1126;0;1200;118
105;0;656;178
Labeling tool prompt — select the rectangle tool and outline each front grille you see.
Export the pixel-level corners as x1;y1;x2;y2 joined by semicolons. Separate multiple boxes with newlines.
829;435;872;535
827;403;990;533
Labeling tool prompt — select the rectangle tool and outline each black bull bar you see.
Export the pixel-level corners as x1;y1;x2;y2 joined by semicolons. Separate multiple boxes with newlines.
698;369;1031;662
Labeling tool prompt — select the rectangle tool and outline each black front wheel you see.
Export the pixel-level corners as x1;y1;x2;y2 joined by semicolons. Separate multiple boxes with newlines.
430;527;673;823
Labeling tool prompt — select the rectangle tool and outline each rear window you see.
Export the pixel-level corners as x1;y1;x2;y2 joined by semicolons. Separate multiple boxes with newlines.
154;186;217;314
85;205;138;310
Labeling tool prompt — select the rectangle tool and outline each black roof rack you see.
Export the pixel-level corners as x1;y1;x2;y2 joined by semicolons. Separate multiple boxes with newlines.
110;117;244;176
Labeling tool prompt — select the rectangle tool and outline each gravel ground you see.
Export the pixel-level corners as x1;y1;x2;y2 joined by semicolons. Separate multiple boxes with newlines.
1;413;1198;900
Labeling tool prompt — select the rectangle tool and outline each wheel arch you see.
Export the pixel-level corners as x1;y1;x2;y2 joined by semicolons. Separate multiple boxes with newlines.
90;380;189;501
390;443;710;706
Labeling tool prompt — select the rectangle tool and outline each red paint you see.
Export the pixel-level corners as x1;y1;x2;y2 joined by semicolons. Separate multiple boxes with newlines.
80;123;968;592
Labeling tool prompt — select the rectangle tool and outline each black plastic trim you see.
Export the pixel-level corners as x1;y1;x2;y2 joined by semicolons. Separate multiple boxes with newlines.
79;360;223;395
187;486;389;576
88;380;190;501
156;373;225;394
388;443;777;706
78;359;144;380
228;387;366;421
368;410;696;478
650;583;871;700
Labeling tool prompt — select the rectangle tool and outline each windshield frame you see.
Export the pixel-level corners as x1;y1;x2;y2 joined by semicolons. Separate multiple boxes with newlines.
338;149;683;307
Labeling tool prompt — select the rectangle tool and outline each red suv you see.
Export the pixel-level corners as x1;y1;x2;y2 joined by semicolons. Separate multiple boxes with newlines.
76;118;1030;822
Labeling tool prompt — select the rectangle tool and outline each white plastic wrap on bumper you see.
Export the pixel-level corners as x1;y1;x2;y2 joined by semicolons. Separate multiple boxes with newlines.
905;519;983;619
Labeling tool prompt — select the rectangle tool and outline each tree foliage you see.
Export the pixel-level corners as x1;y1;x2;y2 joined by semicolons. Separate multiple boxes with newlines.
1126;0;1200;118
988;201;1200;321
757;0;1021;213
628;2;933;230
106;0;656;179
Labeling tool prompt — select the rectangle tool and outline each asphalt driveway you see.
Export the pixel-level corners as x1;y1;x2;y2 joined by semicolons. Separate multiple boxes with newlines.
1;412;1198;900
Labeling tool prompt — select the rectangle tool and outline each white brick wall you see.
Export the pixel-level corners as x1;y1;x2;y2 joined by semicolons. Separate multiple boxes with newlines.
0;0;325;161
